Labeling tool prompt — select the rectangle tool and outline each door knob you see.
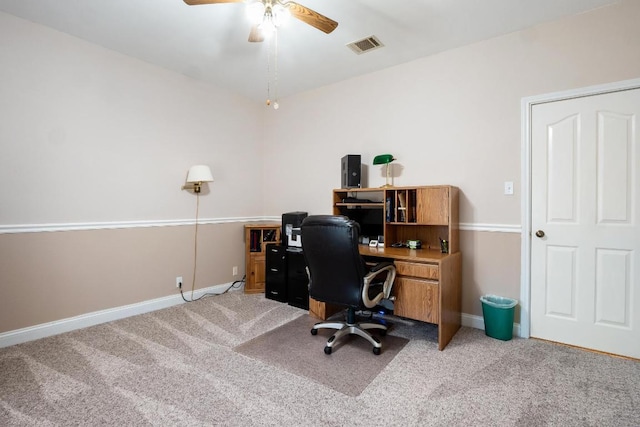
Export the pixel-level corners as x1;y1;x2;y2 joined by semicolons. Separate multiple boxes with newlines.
535;230;545;238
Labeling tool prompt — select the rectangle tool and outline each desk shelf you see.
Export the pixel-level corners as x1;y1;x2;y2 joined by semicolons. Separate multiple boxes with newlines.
333;186;458;253
334;203;385;208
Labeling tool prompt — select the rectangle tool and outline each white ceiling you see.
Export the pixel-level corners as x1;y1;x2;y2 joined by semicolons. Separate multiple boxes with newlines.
0;0;621;103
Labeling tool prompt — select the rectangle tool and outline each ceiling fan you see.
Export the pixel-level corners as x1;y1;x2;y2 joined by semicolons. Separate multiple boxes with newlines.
183;0;338;42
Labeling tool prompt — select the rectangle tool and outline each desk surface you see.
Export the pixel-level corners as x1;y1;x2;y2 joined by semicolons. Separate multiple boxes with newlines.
310;244;461;351
358;245;450;263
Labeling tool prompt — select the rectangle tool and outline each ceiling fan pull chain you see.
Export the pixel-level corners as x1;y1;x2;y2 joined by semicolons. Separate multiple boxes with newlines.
184;0;338;106
273;30;279;110
266;35;271;106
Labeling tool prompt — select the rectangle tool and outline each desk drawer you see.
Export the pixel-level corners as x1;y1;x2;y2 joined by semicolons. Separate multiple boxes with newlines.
393;277;439;324
395;260;439;280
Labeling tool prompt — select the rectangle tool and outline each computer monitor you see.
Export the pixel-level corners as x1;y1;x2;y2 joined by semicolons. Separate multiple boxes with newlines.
343;208;383;241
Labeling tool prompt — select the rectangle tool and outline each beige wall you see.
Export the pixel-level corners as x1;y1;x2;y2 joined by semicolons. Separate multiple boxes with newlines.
0;11;265;225
2;2;640;335
0;12;262;334
0;222;246;333
460;230;521;321
262;0;640;323
262;0;640;222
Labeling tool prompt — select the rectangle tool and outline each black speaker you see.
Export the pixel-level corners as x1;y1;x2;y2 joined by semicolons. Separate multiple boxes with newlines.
341;154;361;189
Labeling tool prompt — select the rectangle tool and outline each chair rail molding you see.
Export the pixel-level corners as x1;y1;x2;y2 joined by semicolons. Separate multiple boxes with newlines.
2;218;522;234
0;217;266;234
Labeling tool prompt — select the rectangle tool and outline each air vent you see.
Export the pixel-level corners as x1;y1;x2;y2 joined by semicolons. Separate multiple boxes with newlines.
346;36;384;55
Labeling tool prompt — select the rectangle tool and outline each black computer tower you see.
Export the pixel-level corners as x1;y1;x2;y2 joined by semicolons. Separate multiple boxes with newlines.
286;249;309;310
341;154;361;189
265;245;287;303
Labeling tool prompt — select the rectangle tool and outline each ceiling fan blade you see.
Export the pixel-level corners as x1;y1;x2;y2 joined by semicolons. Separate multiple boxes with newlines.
248;25;265;43
183;0;243;5
286;2;338;34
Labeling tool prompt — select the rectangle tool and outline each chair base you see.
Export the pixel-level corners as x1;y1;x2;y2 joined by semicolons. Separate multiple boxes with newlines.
311;311;387;355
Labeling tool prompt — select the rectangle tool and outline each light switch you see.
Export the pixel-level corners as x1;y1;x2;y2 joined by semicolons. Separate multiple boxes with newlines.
504;181;514;195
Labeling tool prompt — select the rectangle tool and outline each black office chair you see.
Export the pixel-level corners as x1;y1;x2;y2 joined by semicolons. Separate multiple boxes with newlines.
301;215;396;355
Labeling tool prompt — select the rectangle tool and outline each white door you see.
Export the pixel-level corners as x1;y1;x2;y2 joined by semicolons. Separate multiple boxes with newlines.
531;88;640;359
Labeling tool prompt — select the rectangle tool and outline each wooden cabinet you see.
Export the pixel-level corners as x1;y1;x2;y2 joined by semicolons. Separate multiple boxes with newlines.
327;185;461;350
309;297;343;320
394;276;439;324
392;260;439;322
244;223;280;294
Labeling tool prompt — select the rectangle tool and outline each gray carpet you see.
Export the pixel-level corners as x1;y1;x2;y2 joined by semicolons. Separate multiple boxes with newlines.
235;314;409;396
1;291;639;426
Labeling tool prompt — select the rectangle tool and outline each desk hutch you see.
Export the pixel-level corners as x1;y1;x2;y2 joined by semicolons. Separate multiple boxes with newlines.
310;185;462;350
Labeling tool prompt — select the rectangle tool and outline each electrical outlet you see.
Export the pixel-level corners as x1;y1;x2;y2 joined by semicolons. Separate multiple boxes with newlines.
504;181;514;195
232;266;238;276
176;276;182;288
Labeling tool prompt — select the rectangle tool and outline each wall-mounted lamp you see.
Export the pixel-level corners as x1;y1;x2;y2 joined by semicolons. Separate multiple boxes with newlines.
373;154;396;188
181;164;214;302
182;165;214;193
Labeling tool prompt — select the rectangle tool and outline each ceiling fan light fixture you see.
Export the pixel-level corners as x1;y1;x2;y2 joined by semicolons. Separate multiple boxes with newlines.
184;0;337;108
272;4;291;27
247;1;265;25
186;0;338;40
258;16;277;35
248;1;290;34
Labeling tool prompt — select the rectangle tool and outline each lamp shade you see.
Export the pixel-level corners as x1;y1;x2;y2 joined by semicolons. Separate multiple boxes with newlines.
186;165;213;183
373;154;395;165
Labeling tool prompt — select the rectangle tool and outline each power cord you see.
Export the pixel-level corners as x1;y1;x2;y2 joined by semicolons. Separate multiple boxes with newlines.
188;192;203;301
179;275;246;303
180;191;247;303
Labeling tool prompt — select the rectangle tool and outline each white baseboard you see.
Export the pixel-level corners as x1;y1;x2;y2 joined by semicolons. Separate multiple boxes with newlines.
2;288;523;349
462;312;522;337
0;282;242;348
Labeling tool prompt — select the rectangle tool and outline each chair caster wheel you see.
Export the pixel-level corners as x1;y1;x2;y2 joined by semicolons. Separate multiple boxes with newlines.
373;347;381;355
311;328;318;335
324;346;332;355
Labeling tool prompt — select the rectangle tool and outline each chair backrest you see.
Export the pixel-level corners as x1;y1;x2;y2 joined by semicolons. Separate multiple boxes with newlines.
301;215;366;308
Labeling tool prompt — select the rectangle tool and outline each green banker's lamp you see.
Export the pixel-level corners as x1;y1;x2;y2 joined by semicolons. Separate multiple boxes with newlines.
373;154;396;188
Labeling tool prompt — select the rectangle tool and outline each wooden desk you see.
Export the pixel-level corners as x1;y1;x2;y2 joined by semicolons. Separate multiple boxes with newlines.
309;245;462;351
310;185;462;350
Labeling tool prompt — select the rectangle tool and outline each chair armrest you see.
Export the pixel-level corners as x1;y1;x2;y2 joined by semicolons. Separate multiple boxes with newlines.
362;263;396;309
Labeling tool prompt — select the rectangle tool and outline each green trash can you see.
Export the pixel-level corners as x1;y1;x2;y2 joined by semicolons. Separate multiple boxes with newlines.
480;295;518;341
